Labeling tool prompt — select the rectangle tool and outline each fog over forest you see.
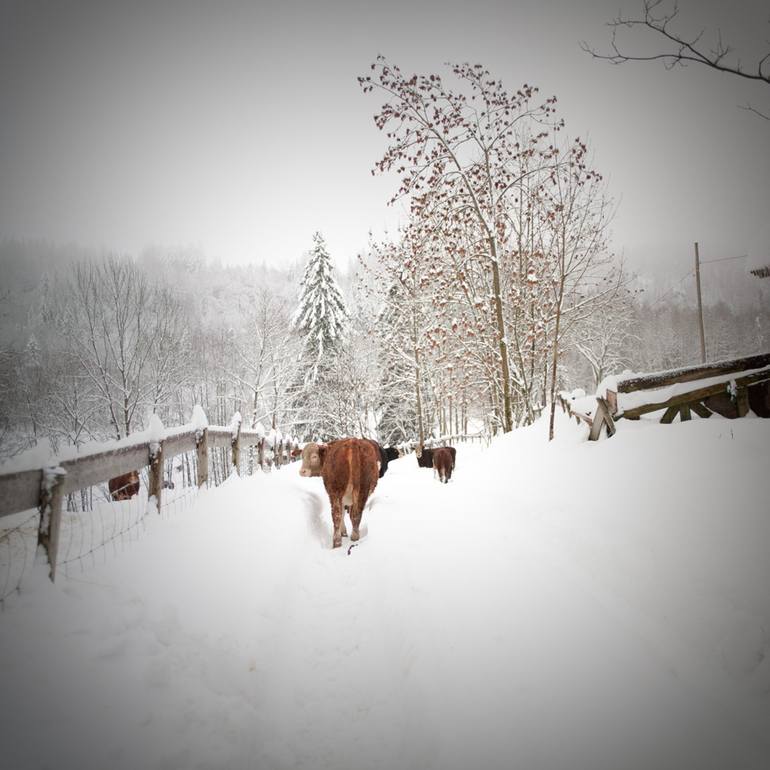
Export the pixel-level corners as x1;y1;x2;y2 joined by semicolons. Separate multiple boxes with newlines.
1;0;769;460
1;5;770;769
1;227;768;464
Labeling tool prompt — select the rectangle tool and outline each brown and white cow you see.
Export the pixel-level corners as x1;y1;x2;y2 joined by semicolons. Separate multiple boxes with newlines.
299;438;379;548
432;447;454;484
108;470;140;501
299;441;329;477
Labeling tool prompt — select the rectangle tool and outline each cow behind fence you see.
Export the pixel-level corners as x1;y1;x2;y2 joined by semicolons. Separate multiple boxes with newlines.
0;414;300;603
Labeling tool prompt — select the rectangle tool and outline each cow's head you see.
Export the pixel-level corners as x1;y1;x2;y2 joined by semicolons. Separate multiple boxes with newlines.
299;442;326;477
415;444;424;459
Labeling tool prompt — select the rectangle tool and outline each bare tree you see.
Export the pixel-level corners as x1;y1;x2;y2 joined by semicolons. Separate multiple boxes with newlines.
360;58;562;432
147;286;192;420
226;288;297;430
574;293;637;390
581;0;770;119
55;256;190;439
542;138;618;440
359;229;441;446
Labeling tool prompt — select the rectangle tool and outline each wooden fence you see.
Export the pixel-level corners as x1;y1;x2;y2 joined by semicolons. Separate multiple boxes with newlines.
607;353;770;422
559;352;770;440
0;418;299;586
421;433;489;448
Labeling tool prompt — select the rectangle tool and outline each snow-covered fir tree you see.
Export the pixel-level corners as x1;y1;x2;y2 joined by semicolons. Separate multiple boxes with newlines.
290;232;350;439
291;232;349;382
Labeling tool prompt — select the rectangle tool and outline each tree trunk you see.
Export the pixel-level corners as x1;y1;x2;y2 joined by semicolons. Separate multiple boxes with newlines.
489;238;513;433
412;311;425;446
548;283;565;441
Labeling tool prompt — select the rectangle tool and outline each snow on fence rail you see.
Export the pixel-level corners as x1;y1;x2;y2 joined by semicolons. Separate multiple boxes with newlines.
559;352;770;440
0;413;299;604
409;433;489;451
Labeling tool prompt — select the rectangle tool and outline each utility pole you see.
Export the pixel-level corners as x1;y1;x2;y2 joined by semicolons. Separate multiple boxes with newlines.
694;242;706;363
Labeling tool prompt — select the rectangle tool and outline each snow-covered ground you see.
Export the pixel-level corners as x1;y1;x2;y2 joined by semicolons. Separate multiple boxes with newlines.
2;412;769;770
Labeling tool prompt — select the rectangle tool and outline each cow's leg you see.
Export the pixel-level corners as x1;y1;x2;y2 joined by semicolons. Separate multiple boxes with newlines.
341;506;349;537
349;493;364;542
331;499;344;549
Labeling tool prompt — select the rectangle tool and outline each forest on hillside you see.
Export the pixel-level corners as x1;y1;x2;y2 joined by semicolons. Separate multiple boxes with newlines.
1;59;768;462
0;231;767;465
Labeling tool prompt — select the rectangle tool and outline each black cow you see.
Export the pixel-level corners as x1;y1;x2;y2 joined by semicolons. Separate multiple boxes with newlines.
365;439;391;478
416;446;434;469
384;446;401;463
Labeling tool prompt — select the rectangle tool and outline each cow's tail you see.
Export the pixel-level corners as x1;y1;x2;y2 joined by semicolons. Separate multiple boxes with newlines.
349;442;362;512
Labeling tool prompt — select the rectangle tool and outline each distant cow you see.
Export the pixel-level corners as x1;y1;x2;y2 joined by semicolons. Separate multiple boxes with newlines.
432;447;454;484
416;445;434;469
383;446;400;463
365;438;391;478
109;470;140;501
300;438;379;548
417;445;456;473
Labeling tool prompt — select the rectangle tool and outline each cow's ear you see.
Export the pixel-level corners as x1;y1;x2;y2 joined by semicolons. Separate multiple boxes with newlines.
318;444;327;464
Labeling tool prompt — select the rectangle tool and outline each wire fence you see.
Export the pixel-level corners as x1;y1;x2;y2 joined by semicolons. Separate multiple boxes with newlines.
0;425;494;605
0;422;299;608
0;509;40;605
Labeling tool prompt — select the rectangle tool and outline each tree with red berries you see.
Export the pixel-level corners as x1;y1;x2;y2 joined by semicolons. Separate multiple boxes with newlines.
360;58;563;433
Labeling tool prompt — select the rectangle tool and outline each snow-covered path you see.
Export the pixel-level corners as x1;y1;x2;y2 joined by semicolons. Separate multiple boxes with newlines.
2;415;770;770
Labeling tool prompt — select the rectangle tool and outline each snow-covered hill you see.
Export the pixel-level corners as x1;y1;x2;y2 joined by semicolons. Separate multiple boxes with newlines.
2;412;769;770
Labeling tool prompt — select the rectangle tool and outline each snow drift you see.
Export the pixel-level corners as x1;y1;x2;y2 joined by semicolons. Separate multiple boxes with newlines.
1;412;769;770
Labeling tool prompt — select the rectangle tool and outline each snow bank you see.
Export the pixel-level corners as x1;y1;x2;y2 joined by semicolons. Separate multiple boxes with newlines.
145;414;164;458
229;410;242;439
1;414;769;770
190;404;208;437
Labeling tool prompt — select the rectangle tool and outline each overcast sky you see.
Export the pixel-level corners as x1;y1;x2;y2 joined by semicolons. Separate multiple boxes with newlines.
1;0;768;282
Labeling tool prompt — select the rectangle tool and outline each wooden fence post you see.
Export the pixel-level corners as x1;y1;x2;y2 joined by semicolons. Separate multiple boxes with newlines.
736;387;750;418
196;427;208;488
232;428;241;475
148;441;164;513
588;397;617;440
37;466;66;581
258;438;265;471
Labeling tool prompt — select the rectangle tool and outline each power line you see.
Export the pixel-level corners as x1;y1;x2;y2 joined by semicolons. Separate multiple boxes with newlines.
647;253;749;307
701;254;747;265
647;268;693;308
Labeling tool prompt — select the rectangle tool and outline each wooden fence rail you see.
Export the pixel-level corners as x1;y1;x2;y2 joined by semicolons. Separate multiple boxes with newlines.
1;425;491;592
559;352;770;440
606;352;770;423
0;418;299;582
421;433;489;448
